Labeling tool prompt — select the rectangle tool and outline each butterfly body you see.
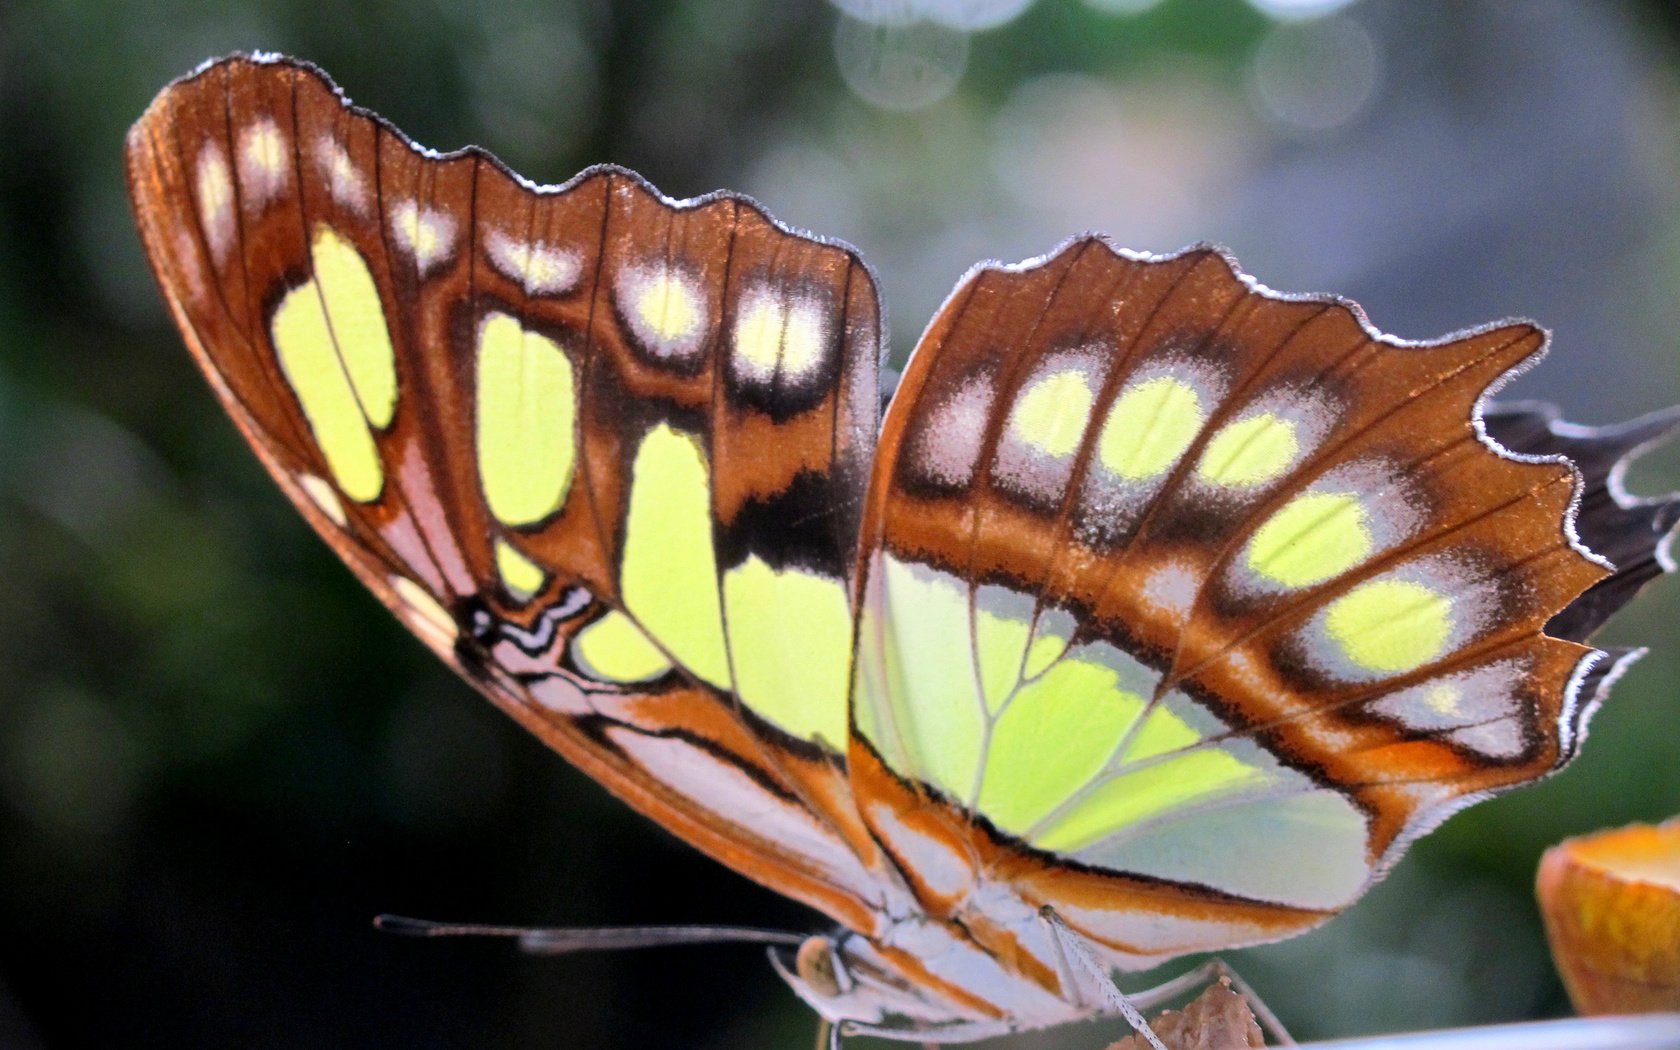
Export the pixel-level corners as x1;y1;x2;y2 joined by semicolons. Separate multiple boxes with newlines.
126;53;1680;1042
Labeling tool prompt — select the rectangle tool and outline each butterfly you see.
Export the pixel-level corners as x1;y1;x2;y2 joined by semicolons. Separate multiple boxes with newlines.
125;53;1680;1045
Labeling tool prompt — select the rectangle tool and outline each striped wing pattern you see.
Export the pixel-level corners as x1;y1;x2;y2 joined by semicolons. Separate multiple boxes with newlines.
126;53;1680;1041
125;54;896;933
849;240;1666;968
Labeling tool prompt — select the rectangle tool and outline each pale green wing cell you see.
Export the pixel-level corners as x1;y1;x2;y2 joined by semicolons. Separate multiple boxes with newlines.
852;553;1372;910
566;179;883;758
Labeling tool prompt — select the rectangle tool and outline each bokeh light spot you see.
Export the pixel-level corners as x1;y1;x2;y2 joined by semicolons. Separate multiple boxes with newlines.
828;0;1035;30
1248;15;1381;135
1081;0;1169;13
1246;0;1359;21
834;15;969;111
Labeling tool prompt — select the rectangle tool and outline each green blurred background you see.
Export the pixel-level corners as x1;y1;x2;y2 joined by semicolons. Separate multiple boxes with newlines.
3;0;1680;1046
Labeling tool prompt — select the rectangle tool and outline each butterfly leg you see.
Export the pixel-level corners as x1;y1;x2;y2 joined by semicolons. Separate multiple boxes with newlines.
1127;958;1295;1046
1039;906;1170;1050
814;1017;840;1050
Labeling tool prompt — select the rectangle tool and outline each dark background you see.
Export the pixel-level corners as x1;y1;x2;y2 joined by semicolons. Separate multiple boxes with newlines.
4;0;1680;1046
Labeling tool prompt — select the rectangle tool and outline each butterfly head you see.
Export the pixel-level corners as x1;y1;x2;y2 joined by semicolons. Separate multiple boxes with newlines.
789;933;853;1000
770;930;1010;1041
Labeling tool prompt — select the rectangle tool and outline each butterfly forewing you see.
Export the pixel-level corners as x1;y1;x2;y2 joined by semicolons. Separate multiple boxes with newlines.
126;55;896;932
851;239;1616;965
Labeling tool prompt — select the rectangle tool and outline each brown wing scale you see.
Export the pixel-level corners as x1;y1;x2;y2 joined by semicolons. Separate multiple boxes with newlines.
851;237;1667;965
126;54;896;934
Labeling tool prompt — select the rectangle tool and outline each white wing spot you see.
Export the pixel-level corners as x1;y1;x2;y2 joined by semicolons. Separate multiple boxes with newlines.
486;230;582;296
390;575;458;651
1140;560;1200;625
615;263;707;362
1364;659;1531;760
195;142;235;262
314;136;369;215
237;118;288;209
390;199;456;277
910;378;995;488
171;228;209;305
731;286;831;388
297;473;348;527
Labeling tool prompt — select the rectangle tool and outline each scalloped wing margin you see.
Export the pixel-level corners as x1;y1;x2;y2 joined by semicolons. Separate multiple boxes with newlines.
847;236;1675;965
124;53;904;933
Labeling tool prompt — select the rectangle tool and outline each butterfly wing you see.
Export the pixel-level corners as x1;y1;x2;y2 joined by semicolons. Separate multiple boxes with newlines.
849;239;1675;966
126;55;895;931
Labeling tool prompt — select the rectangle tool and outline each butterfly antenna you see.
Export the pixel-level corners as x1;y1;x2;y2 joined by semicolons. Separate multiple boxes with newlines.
374;914;806;955
1039;906;1170;1050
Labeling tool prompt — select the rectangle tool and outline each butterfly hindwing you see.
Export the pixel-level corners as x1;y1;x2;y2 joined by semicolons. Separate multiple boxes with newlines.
850;239;1623;964
126;55;895;932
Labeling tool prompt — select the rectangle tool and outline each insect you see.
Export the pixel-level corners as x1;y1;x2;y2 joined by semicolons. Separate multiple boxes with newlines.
126;52;1680;1046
